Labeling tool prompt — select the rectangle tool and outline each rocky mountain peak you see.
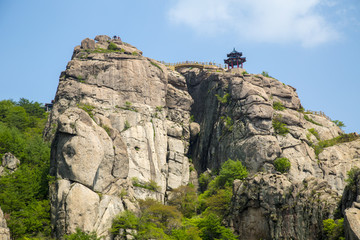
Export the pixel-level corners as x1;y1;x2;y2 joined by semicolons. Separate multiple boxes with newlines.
44;35;360;239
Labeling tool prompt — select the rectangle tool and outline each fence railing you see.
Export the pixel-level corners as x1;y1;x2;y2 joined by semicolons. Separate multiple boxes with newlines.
305;110;331;120
159;61;224;69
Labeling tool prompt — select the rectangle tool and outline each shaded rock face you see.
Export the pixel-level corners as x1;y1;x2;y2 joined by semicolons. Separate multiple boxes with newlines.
228;174;339;240
182;68;343;181
179;66;360;238
0;207;10;240
340;174;360;240
45;36;192;239
181;67;360;195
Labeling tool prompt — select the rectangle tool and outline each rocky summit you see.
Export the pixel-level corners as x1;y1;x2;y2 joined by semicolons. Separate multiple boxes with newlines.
43;35;360;239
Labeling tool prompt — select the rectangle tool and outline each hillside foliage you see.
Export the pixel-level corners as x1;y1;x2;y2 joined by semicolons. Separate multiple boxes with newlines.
0;99;51;239
111;159;247;239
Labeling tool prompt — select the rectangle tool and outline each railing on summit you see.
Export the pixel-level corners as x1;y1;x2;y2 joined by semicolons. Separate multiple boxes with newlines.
159;61;224;69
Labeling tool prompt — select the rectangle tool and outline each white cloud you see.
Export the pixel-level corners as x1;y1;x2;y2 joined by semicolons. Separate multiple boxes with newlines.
167;0;339;47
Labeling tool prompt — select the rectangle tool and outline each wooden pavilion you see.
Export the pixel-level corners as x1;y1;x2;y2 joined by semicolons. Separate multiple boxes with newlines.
224;48;246;69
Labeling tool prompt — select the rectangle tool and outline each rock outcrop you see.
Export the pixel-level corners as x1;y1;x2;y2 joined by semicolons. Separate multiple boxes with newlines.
46;35;360;239
340;169;360;240
228;173;339;240
45;36;192;239
179;66;360;237
0;152;20;176
0;207;10;240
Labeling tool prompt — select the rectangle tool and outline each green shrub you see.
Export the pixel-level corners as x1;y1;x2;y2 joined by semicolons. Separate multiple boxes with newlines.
123;120;131;131
242;71;248;74
322;218;344;240
308;128;320;140
215;159;248;188
168;185;198;218
101;124;111;137
64;228;101;240
196;213;238;240
304;114;322;126
262;71;270;77
77;75;84;82
108;42;118;51
272;116;289;136
313;133;360;158
132;51;138;56
138;198;182;236
77;104;95;119
215;93;230;104
345;167;360;192
111;210;138;236
220;115;234;132
84;48;120;54
150;61;163;72
202;187;233;218
199;172;212;192
121;101;137;112
333;120;345;129
274;157;291;173
297;106;305;113
273;101;285;111
131;177;159;191
156;106;163;112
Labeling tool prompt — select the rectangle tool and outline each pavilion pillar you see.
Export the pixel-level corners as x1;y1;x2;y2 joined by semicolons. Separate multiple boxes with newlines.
237;59;239;68
231;61;233;69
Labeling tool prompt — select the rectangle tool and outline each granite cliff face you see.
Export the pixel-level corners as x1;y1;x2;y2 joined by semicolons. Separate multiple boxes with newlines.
44;36;360;239
0;207;10;240
44;36;192;238
179;65;360;239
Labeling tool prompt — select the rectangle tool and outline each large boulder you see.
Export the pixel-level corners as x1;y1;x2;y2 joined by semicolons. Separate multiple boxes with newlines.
0;152;20;176
81;38;95;50
0;207;10;240
95;35;111;42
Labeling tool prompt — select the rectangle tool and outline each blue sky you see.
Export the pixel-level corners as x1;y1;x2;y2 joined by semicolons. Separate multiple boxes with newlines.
0;0;359;132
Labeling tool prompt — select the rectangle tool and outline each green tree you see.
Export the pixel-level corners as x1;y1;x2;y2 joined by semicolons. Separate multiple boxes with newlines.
111;210;138;237
197;213;237;240
332;120;345;129
139;199;182;233
215;159;248;188
171;226;202;240
168;185;198;218
65;228;101;240
5;106;29;131
199;172;212;192
323;218;344;240
0;98;51;238
0;122;26;159
345;167;360;191
17;98;45;119
203;187;233;218
0;100;15;120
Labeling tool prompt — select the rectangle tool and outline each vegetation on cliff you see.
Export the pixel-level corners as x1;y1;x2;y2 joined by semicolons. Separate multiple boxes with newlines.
0;99;51;239
111;159;247;239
